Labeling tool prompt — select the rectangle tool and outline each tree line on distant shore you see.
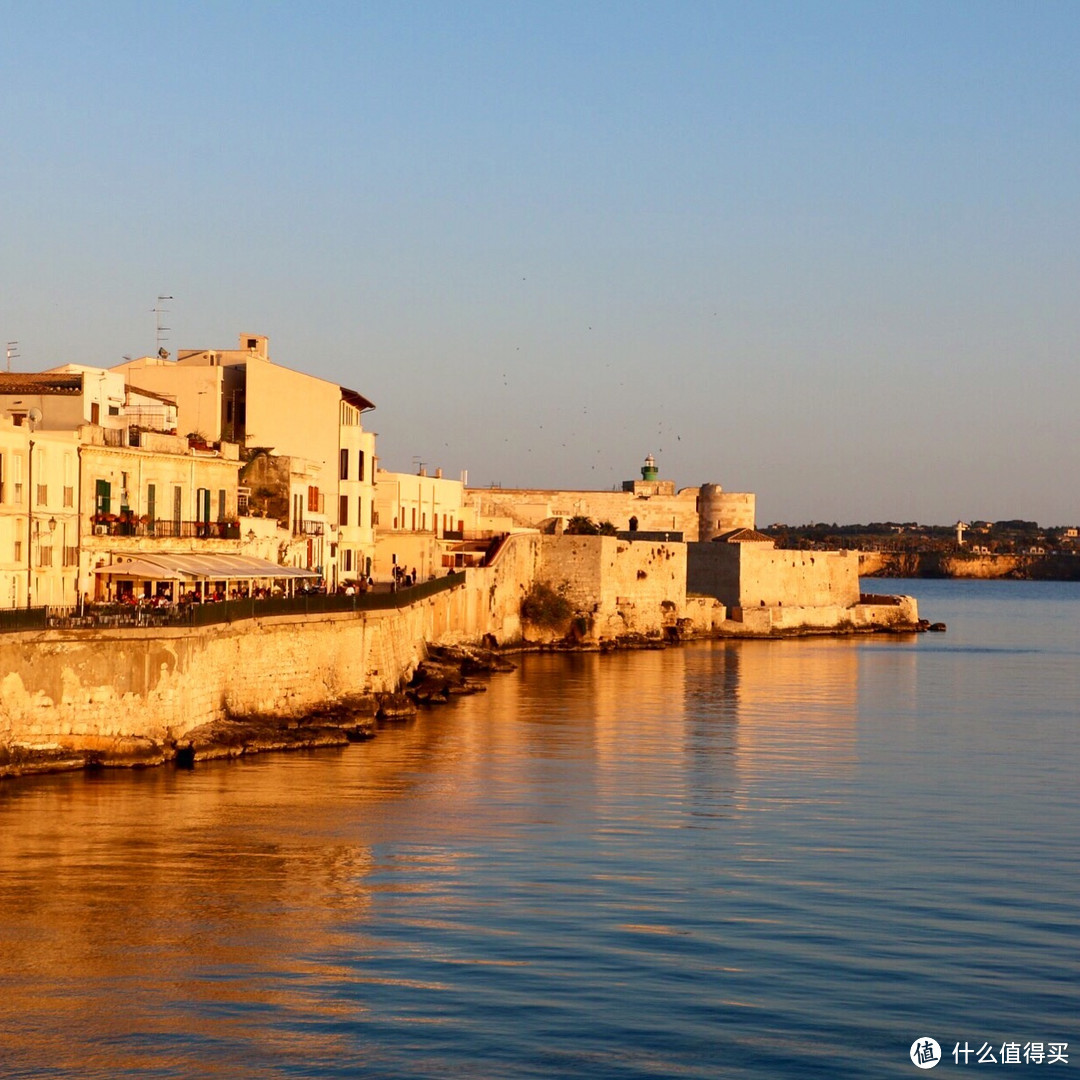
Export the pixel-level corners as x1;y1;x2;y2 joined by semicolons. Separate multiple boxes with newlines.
763;520;1076;556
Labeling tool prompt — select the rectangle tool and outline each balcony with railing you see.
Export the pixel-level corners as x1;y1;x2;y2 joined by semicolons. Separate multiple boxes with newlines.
292;519;326;537
90;516;240;540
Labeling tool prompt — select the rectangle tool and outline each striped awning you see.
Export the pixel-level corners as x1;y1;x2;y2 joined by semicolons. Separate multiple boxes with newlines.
93;553;319;580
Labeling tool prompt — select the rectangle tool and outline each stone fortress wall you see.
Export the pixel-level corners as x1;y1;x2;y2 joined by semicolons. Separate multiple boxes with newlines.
534;535;687;639
465;485;755;541
0;526;919;775
688;544;861;609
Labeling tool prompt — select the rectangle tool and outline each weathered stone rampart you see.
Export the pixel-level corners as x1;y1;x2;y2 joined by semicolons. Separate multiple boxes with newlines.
0;530;919;777
0;607;428;762
534;534;686;639
688;543;860;609
464;485;755;541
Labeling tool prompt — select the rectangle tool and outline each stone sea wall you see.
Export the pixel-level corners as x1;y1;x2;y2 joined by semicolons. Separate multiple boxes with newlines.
0;533;921;776
0;608;423;764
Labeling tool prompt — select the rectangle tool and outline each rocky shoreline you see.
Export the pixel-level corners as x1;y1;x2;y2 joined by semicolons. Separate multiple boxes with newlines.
0;645;517;781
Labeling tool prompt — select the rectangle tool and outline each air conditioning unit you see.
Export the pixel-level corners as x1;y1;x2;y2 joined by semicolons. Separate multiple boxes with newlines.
94;525;108;535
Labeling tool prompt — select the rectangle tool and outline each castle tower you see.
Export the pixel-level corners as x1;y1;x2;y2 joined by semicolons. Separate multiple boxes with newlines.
698;483;726;542
698;483;757;541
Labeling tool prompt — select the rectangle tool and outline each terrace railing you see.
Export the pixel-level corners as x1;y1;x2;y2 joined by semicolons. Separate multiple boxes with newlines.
90;519;241;540
22;572;468;633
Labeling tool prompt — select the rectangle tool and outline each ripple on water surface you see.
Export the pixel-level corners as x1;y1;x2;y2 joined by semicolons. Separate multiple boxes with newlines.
0;586;1078;1077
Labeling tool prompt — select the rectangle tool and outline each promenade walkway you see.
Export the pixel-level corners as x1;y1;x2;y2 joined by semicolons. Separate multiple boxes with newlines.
0;572;467;634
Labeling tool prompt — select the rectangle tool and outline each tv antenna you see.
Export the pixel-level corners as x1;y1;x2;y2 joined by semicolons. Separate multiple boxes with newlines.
152;295;174;352
5;341;18;372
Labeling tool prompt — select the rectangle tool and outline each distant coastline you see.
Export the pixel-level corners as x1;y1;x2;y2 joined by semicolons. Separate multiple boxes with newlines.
859;550;1080;581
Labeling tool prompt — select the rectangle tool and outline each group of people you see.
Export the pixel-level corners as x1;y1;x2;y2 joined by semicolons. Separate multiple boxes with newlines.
104;583;287;607
390;565;420;591
339;577;375;596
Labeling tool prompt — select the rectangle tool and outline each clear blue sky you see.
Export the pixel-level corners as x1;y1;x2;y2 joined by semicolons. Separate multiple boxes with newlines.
3;1;1078;526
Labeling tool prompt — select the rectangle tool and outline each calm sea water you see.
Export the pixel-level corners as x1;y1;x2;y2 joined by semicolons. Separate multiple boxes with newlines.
0;579;1077;1078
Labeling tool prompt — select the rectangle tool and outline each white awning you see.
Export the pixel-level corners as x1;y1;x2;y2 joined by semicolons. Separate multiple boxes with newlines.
93;554;319;580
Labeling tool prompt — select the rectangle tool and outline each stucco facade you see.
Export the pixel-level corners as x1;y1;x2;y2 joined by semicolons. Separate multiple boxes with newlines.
0;421;81;608
114;334;378;584
80;429;243;600
374;468;480;580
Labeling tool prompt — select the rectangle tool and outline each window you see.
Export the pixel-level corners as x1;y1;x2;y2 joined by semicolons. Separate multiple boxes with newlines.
147;484;156;523
339;448;349;480
14;539;22;562
63;486;74;508
339;494;349;526
36;484;47;506
90;402;100;425
411;507;416;530
13;454;22;504
217;489;226;521
343;549;353;572
357;497;362;528
95;479;111;517
37;545;53;568
108;404;120;416
307;486;319;513
358;450;365;482
196;488;210;523
173;485;182;526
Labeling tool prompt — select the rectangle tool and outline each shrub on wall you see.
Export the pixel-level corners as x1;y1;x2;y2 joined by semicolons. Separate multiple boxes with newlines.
565;515;599;535
520;582;573;628
565;516;618;536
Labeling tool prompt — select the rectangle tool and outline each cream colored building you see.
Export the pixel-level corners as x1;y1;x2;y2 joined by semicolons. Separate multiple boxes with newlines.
0;419;80;607
0;368;128;433
374;467;483;579
113;334;376;585
80;428;242;600
240;451;331;575
0;365;245;605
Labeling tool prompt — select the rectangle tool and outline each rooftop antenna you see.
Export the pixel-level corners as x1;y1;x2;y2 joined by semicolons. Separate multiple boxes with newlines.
5;341;18;372
152;295;173;352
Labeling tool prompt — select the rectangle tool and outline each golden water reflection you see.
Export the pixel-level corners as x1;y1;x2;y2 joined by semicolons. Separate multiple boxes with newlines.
0;636;880;1076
